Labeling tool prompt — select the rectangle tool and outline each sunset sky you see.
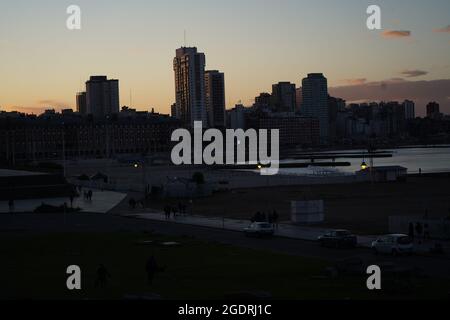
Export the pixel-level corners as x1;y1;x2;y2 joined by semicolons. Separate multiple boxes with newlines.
1;0;450;116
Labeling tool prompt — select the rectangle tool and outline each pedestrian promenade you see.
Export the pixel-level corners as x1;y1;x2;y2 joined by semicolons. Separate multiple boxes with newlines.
0;189;126;214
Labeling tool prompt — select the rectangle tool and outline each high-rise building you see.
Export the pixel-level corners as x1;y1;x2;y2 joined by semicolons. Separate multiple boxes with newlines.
402;100;415;120
205;70;225;128
173;47;207;127
301;73;329;143
171;103;177;118
271;82;296;113
85;76;119;118
426;102;441;119
76;92;87;115
227;104;246;130
296;88;302;111
254;93;272;111
328;96;346;143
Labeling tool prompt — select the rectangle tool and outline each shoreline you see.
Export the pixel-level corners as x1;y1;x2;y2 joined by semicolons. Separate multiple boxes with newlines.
292;143;450;153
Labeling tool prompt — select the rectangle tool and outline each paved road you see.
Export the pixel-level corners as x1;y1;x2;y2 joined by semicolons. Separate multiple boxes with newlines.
1;213;450;279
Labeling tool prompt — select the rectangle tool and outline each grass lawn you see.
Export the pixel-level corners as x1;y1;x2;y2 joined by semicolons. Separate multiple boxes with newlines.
1;232;449;300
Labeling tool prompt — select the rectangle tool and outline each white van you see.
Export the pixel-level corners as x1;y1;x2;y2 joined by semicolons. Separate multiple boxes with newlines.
371;234;414;256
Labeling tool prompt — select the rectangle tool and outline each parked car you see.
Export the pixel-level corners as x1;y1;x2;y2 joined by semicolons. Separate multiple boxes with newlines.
244;222;274;238
371;234;414;256
318;230;357;248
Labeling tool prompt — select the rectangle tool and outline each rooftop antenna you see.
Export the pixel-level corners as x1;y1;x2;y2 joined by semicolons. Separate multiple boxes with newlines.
130;89;133;107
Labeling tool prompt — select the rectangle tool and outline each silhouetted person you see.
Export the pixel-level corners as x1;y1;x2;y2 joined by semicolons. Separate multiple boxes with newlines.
95;264;111;288
172;206;178;218
70;196;74;208
8;199;14;213
273;210;279;229
146;256;166;286
424;223;430;240
88;190;93;201
129;198;136;209
408;222;415;240
415;222;423;239
164;205;171;220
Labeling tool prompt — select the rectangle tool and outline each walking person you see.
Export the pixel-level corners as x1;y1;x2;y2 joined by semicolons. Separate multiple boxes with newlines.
415;222;423;241
172;206;178;219
95;264;111;288
273;210;279;229
129;198;136;209
8;199;15;214
408;222;415;240
145;255;166;286
424;223;430;240
164;205;171;220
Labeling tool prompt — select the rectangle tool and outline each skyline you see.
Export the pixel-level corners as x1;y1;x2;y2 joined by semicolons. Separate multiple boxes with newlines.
1;0;450;116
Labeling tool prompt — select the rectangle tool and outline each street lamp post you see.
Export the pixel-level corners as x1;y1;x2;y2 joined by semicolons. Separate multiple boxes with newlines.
62;122;66;178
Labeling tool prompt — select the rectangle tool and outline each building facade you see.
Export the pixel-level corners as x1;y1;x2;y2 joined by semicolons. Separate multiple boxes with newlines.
301;73;329;143
427;102;441;119
173;47;207;127
403;100;415;120
76;92;87;115
0;112;180;164
85;76;120;118
254;93;272;111
205;70;225;128
247;114;320;147
271;82;296;113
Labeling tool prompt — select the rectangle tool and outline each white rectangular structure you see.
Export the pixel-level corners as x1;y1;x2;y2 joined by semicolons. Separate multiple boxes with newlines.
291;200;324;224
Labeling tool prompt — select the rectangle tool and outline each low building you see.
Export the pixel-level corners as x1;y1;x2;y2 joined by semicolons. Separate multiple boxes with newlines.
0;169;75;201
0;111;181;164
356;166;407;182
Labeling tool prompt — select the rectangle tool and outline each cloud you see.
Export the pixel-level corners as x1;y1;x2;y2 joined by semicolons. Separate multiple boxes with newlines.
433;25;450;33
389;78;405;82
2;106;45;114
382;30;411;38
37;99;70;108
342;78;367;85
329;79;450;116
401;70;428;78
